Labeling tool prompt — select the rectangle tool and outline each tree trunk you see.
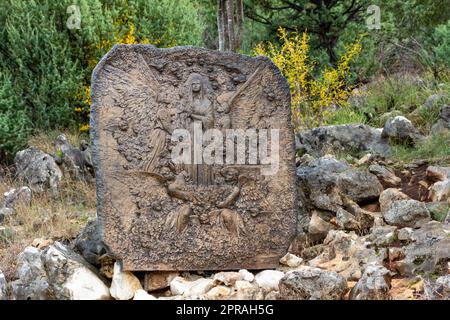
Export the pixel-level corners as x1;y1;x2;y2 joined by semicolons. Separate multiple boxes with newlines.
217;0;244;52
235;0;244;50
326;42;338;66
217;0;225;51
318;27;338;66
226;0;235;51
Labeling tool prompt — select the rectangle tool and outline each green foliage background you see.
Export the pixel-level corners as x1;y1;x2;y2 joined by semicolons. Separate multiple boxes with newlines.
0;0;204;161
0;0;449;162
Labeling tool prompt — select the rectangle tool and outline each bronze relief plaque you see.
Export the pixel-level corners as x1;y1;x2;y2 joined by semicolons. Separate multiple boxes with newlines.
91;45;297;270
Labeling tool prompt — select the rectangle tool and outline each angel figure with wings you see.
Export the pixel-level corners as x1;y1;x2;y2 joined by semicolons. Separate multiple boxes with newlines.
100;53;178;179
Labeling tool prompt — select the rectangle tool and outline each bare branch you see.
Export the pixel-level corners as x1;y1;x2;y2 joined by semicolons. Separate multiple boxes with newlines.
279;0;306;11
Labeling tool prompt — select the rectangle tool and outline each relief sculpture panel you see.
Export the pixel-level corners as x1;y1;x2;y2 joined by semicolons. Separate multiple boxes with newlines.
91;45;297;270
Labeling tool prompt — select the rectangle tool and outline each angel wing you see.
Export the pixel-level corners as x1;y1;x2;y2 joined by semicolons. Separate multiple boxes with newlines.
164;205;191;233
96;53;170;170
98;53;160;124
228;65;270;129
217;209;246;237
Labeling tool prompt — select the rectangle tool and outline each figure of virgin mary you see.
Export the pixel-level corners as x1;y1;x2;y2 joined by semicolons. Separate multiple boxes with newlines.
181;73;215;185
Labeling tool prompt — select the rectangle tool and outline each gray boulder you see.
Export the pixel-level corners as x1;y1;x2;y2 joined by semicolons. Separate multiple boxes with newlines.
337;169;383;203
298;155;383;210
379;110;403;126
439;104;450;123
383;199;430;228
43;242;110;300
397;227;414;242
431;105;450;134
423;93;446;110
393;221;450;277
426;165;450;182
369;164;401;187
53;134;93;181
379;188;410;212
432;126;449;139
297;155;380;235
279;267;348;300
308;210;336;241
308;230;385;281
363;225;398;247
434;275;450;300
295;124;390;157
0;187;32;223
0;208;12;224
382;116;422;144
10;246;52;300
14;147;62;194
0;270;7;300
2;187;32;211
297;156;349;212
73;219;107;266
335;208;360;231
10;279;51;301
11;243;111;300
297;154;349;174
429;179;450;202
349;264;391;300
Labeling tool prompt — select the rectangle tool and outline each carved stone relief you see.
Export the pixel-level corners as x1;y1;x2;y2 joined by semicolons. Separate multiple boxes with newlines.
91;45;297;270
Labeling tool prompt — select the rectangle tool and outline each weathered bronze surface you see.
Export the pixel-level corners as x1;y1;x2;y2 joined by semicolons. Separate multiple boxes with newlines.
91;45;297;270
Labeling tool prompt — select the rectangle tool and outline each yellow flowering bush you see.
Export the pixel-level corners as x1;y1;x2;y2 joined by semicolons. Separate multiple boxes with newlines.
254;28;361;130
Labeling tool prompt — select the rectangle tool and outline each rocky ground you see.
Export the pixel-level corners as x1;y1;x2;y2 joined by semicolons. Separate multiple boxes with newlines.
0;103;449;300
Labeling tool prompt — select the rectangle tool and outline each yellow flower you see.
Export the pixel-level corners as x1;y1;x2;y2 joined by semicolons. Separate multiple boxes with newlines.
254;28;361;130
79;123;90;132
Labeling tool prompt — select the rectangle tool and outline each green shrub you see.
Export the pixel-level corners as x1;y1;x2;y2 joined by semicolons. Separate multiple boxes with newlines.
352;75;449;130
419;20;450;79
0;0;205;162
432;21;450;69
364;76;429;123
0;111;32;162
391;132;450;164
0;0;83;130
417;101;443;132
127;0;204;47
325;108;367;126
427;202;449;222
0;71;32;161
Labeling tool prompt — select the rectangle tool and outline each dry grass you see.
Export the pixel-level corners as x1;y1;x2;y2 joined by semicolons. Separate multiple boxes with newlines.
27;130;89;155
0;148;96;281
0;242;24;283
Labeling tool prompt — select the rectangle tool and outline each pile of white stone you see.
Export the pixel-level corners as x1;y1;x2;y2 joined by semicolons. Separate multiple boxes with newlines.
3;240;409;300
